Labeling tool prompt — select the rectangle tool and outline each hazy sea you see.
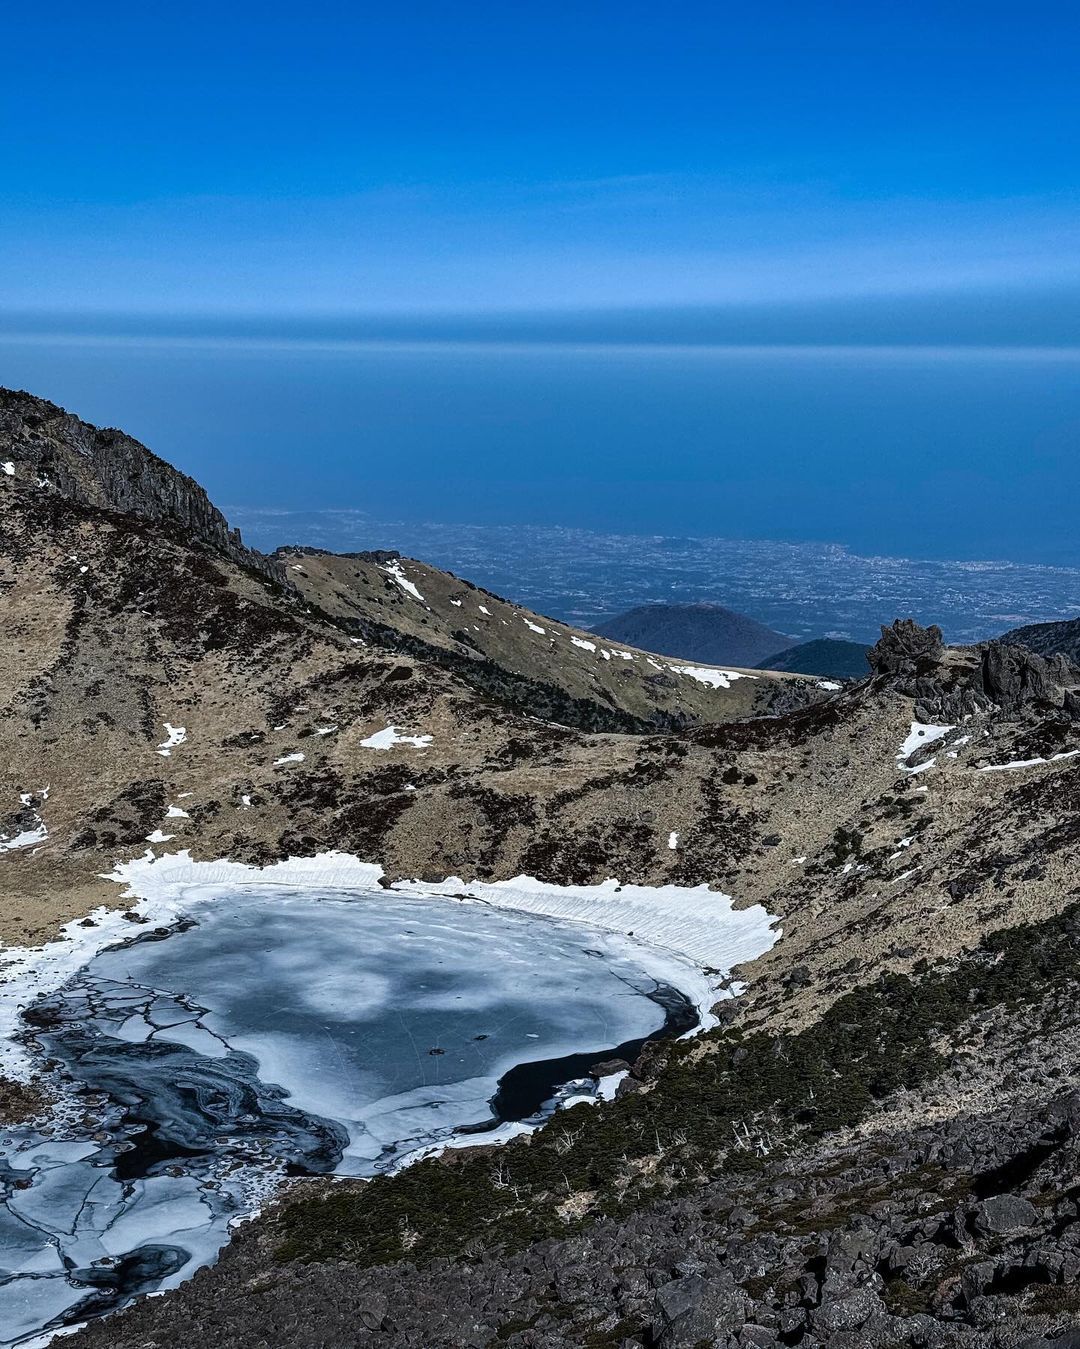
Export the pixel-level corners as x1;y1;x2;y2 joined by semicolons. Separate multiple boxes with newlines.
2;318;1079;638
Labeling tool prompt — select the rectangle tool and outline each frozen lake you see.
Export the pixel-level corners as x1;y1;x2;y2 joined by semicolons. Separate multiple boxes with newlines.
0;890;695;1345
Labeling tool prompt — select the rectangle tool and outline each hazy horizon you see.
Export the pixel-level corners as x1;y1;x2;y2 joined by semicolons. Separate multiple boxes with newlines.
2;313;1079;570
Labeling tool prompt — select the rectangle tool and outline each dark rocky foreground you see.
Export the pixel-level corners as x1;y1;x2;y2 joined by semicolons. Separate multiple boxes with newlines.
66;1077;1080;1349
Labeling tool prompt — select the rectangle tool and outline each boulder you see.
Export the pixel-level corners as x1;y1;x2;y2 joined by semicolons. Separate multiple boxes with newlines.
653;1272;743;1346
971;1194;1038;1235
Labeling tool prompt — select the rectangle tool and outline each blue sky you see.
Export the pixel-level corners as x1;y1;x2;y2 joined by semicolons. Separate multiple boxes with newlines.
3;1;1079;317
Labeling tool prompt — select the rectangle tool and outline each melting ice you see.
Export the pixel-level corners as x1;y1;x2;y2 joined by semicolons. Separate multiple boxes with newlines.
0;891;693;1345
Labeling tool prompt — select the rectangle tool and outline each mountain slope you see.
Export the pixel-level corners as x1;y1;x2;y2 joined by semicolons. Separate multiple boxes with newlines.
757;636;872;678
1001;613;1080;663
276;549;812;732
6;393;1080;1348
592;601;792;668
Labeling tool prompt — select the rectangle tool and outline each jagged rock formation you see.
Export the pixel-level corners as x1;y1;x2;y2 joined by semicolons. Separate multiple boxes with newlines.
866;617;947;674
868;618;1080;723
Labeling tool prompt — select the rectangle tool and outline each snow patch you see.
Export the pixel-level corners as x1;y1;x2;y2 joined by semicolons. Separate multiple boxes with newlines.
667;831;679;850
165;806;189;819
519;616;546;634
978;750;1080;773
571;636;597;652
1;461;14;476
156;723;187;757
273;752;305;766
2;792;49;853
381;559;425;603
896;721;952;774
0;825;48;853
359;726;433;751
668;665;754;690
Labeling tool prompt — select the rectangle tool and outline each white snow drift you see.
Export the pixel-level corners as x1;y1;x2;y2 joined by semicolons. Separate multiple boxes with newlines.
360;726;433;750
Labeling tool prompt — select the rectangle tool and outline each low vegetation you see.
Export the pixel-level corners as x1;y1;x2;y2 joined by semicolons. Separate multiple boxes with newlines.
276;899;1080;1268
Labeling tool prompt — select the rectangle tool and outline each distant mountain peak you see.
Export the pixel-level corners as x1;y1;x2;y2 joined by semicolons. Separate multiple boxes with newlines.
592;601;791;668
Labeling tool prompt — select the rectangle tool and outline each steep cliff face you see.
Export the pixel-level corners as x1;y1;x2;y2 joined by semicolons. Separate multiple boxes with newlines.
0;388;283;583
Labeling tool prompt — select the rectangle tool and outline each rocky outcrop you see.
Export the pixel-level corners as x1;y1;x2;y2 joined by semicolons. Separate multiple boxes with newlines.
868;619;1080;722
867;617;946;675
0;388;284;583
64;1084;1080;1349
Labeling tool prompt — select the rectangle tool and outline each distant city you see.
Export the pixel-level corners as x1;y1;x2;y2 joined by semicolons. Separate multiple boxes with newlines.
230;508;1080;645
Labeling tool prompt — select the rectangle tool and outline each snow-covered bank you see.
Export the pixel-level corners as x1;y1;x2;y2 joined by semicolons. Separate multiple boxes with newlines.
394;872;779;1011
